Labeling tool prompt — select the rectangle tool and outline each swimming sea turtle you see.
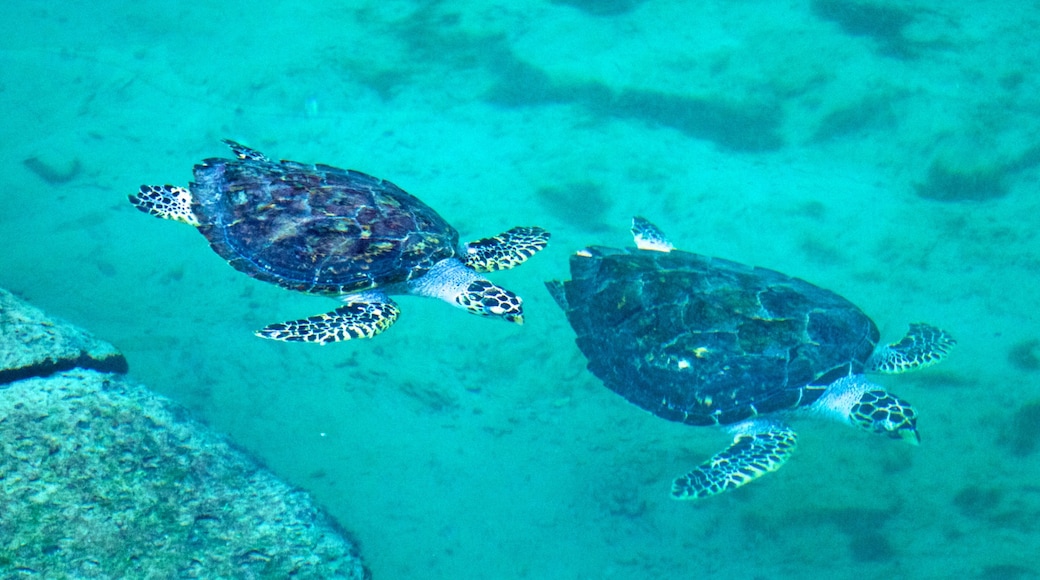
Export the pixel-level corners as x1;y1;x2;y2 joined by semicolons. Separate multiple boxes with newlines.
546;217;955;499
130;140;550;344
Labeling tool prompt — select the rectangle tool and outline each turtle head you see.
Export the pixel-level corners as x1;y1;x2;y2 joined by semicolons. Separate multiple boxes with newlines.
849;389;920;445
455;280;524;324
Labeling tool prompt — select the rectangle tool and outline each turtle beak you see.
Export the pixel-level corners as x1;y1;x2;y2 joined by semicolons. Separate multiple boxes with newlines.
901;428;920;446
486;304;523;324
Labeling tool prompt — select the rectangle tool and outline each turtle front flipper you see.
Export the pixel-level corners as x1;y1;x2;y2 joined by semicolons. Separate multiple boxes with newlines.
671;421;798;500
256;295;401;344
129;185;200;226
463;227;550;272
868;323;956;374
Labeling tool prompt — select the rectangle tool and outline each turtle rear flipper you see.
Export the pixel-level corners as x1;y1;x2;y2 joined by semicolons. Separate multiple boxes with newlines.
544;280;568;309
130;185;199;226
671;421;797;500
256;297;400;344
868;323;956;374
463;226;550;272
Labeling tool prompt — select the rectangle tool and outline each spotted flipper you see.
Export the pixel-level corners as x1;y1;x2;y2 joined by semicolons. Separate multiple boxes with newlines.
256;298;400;344
868;323;956;374
672;422;798;500
463;227;550;272
222;139;269;161
129;185;199;226
632;216;674;252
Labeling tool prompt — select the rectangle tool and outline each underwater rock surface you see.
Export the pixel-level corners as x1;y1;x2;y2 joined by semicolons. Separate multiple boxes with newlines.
0;288;128;384
0;288;368;579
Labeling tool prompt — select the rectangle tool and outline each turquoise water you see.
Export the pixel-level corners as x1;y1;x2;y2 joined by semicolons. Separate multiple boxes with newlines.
3;1;1039;578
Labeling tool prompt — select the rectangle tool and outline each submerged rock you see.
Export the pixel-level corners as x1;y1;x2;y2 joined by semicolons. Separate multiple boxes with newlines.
0;287;127;384
0;289;368;579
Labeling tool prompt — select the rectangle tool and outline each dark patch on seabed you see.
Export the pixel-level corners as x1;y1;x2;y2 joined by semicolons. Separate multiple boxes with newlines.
1000;400;1040;457
976;564;1040;580
1008;339;1040;371
915;161;1009;202
485;57;785;152
952;485;1040;578
549;0;648;17
744;506;900;564
23;155;82;184
810;0;923;59
952;485;1003;519
536;181;613;231
811;94;902;142
951;481;1040;536
345;8;785;152
915;143;1040;202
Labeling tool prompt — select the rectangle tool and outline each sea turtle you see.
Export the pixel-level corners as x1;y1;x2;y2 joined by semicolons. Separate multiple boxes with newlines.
130;140;550;344
546;217;955;500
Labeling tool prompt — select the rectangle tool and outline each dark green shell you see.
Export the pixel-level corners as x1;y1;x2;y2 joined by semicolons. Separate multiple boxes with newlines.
190;154;458;295
553;246;879;426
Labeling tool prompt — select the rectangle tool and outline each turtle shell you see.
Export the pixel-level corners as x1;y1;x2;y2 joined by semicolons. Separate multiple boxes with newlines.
556;246;879;426
190;155;458;295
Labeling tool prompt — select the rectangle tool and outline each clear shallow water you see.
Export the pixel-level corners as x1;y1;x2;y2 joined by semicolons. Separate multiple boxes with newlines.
3;1;1039;578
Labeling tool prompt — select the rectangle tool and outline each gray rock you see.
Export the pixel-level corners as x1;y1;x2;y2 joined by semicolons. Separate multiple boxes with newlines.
0;287;127;384
0;289;369;579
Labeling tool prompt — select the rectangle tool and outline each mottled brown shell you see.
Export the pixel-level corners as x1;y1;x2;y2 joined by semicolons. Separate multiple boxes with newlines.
189;156;458;295
554;246;880;427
